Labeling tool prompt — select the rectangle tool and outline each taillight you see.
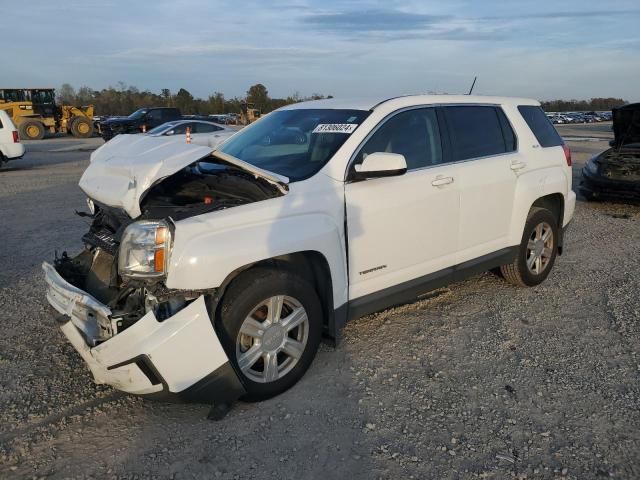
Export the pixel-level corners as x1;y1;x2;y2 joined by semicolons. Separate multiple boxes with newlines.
12;130;19;143
562;144;572;166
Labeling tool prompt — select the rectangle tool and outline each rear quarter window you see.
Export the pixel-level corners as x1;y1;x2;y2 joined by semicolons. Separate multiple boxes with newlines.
518;105;563;148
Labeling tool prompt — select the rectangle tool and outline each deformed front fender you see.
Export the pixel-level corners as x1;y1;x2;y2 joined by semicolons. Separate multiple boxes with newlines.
166;209;348;309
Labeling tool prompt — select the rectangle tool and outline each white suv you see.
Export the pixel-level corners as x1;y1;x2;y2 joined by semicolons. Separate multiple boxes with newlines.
44;95;575;404
0;110;25;167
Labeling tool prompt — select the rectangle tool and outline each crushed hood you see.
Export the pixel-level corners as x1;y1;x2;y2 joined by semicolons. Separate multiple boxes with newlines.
613;103;640;148
79;134;288;218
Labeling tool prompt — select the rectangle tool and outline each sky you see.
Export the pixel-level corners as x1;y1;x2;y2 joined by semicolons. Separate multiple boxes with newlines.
3;0;640;102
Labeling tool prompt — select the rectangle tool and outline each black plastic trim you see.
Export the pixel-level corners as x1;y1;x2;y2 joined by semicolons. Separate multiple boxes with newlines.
107;355;245;404
347;246;518;321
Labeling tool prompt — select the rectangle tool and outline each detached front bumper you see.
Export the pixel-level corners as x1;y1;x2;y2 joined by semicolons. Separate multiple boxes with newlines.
43;262;244;403
581;169;640;202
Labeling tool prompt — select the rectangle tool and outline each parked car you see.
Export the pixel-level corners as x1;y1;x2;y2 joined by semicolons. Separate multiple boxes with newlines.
581;103;640;202
98;107;182;141
208;114;233;125
43;95;575;405
0;109;25;167
146;120;236;148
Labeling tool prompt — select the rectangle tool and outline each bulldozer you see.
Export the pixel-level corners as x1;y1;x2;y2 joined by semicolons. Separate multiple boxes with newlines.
239;101;261;126
0;88;95;140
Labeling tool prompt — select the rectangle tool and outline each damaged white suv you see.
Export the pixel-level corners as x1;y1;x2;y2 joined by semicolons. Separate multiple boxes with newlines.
44;95;575;404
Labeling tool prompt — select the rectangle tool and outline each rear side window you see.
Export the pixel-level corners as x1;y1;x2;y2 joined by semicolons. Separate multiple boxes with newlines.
443;106;514;162
518;106;563;147
193;123;221;133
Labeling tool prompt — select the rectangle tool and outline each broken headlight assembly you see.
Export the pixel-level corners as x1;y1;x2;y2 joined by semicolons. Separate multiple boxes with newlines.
118;220;172;280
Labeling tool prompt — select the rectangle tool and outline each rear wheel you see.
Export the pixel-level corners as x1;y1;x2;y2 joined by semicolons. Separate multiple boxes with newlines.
19;120;45;140
70;116;94;138
217;267;322;401
500;207;558;287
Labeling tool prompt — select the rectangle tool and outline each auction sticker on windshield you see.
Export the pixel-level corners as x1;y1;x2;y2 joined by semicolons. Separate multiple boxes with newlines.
312;124;358;134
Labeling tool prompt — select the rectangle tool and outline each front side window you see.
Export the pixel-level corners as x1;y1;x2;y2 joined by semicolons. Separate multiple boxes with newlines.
128;109;147;120
354;108;443;170
173;124;189;134
146;110;163;122
219;109;370;181
444;106;512;161
518;105;563;148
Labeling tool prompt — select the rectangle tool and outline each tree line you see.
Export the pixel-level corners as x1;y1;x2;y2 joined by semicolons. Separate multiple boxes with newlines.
56;82;332;116
57;83;628;116
540;97;627;112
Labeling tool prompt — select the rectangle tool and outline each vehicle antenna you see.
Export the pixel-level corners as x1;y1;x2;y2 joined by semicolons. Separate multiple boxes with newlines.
467;76;477;95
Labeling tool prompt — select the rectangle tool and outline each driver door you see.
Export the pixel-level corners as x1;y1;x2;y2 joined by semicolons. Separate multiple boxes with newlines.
345;107;460;304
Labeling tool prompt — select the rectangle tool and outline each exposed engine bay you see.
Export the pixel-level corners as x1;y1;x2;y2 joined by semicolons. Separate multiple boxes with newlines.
55;158;283;343
596;146;640;183
140;161;281;220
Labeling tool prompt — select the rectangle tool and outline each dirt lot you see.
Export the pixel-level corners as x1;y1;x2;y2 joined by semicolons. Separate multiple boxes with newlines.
1;125;639;479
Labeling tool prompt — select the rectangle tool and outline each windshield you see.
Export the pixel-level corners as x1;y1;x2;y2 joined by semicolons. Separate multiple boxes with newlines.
218;109;370;181
30;90;55;104
128;108;148;120
147;122;176;135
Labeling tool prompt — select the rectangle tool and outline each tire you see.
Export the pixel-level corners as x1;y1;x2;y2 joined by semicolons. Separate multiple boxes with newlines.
500;207;559;287
70;116;94;138
217;266;323;401
19;120;45;140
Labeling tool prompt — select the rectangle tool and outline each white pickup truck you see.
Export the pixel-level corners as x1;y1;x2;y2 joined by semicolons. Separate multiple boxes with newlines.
44;95;575;404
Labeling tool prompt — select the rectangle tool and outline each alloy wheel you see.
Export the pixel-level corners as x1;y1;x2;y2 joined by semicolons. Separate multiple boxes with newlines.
526;222;554;275
236;295;309;383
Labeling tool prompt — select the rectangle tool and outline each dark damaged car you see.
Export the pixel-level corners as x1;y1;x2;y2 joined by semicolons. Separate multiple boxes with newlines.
581;103;640;202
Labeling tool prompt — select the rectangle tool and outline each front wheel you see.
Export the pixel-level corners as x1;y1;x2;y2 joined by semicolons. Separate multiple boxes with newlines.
500;207;559;287
19;120;45;140
70;117;94;138
217;267;322;401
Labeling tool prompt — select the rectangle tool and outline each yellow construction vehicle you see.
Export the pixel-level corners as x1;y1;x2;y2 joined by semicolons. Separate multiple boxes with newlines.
0;88;95;140
239;101;261;126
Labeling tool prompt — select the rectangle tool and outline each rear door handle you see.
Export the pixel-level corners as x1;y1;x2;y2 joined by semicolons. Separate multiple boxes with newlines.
511;161;527;171
431;176;454;186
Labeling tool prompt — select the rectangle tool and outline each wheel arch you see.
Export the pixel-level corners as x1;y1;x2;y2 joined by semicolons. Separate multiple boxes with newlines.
209;250;342;345
531;193;565;254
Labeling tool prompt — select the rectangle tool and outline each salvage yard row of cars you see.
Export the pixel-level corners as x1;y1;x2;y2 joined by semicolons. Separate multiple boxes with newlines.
43;94;580;405
546;111;612;124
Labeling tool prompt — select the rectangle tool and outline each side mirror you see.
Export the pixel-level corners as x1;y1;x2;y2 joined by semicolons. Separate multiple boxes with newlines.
353;152;407;180
165;130;175;136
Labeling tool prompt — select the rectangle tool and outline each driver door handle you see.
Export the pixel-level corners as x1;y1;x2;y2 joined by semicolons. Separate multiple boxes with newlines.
511;161;527;171
431;176;454;187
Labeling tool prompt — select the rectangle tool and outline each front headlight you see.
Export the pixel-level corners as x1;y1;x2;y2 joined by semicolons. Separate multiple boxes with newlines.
118;220;171;279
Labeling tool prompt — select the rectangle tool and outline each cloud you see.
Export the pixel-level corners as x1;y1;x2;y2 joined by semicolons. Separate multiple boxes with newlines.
485;8;640;20
302;9;449;33
109;44;330;60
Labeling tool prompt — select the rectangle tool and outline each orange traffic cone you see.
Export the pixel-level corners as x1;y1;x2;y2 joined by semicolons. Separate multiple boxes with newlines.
141;123;146;133
186;126;191;144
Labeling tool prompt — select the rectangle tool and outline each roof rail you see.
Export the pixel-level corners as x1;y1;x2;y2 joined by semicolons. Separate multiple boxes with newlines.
370;94;416;111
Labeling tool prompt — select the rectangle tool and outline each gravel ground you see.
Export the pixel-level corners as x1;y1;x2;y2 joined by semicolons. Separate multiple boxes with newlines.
1;127;639;479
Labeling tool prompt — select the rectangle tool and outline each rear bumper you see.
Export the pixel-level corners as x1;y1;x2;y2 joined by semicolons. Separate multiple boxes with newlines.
581;169;640;201
43;262;244;403
1;143;25;160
